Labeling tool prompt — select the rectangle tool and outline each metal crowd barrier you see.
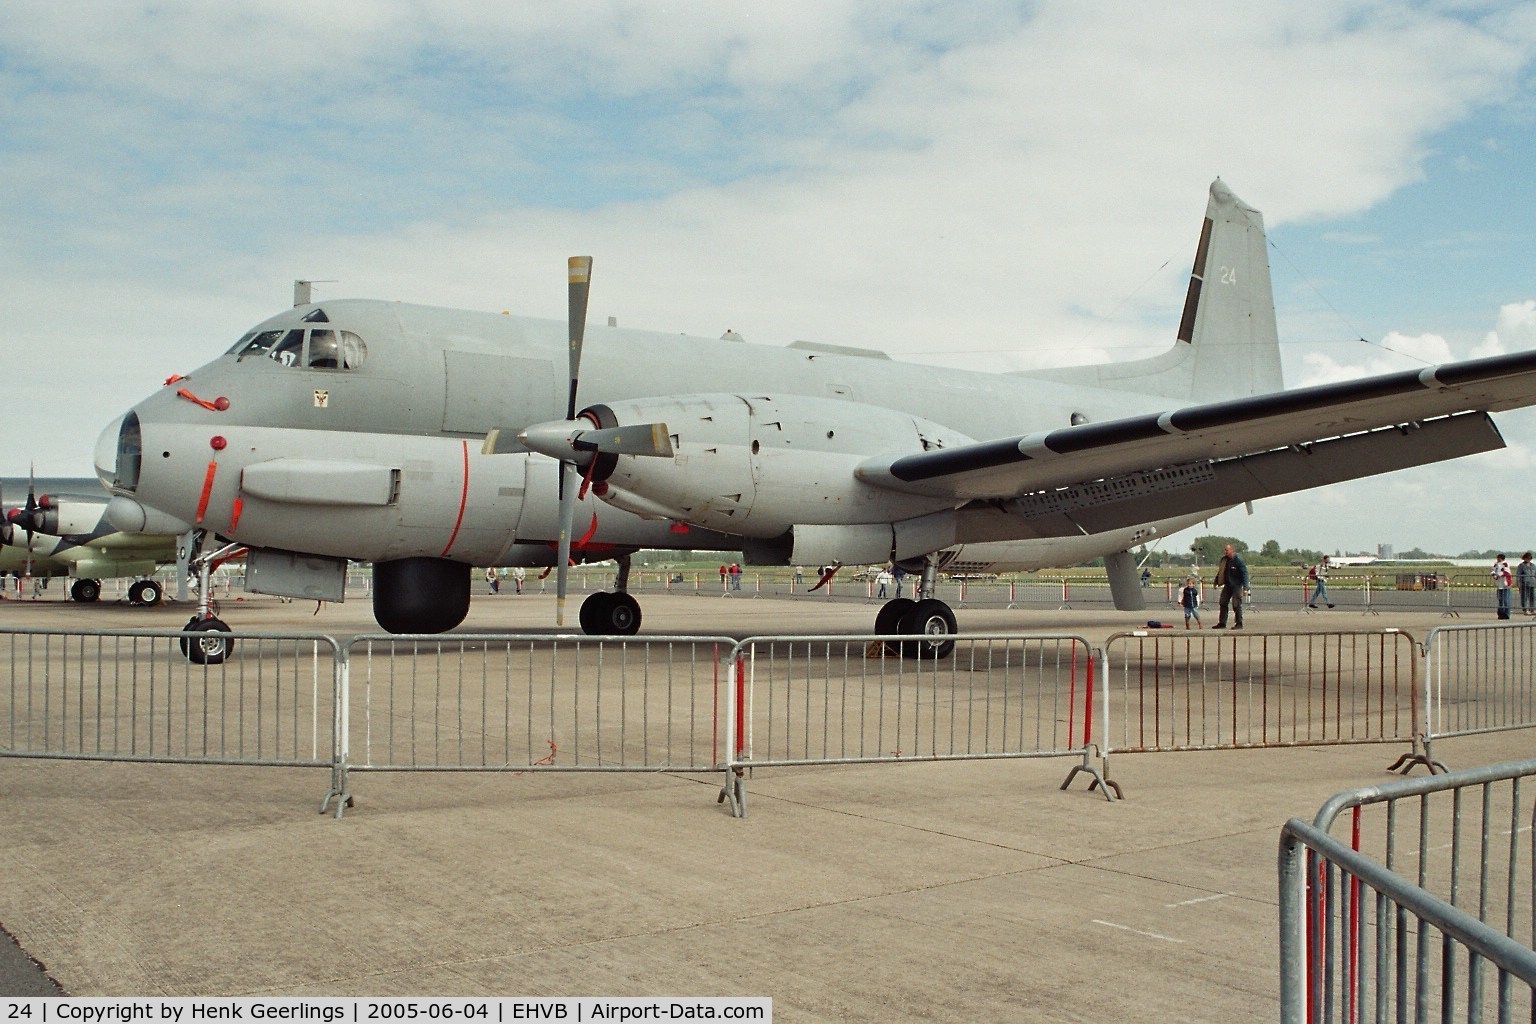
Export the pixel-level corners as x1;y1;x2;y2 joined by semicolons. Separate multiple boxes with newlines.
720;632;1111;816
1100;630;1420;784
1409;623;1536;774
1279;760;1536;1022
332;634;738;815
10;624;1536;821
0;626;339;769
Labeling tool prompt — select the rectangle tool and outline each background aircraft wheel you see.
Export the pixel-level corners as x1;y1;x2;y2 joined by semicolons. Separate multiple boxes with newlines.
897;598;957;660
71;579;102;603
129;580;163;606
874;597;915;653
180;616;234;665
579;592;612;635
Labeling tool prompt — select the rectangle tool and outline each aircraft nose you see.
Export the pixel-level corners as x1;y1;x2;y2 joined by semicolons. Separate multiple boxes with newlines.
95;410;142;493
95;415;123;489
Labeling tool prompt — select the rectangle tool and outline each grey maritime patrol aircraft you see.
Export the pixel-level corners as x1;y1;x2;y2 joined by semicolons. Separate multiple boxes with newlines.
93;181;1536;655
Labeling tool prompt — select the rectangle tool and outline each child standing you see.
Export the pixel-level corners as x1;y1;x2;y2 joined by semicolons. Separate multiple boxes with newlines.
1180;576;1202;628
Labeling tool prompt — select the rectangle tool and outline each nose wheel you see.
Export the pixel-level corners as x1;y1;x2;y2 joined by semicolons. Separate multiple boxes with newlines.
178;534;242;664
180;615;233;665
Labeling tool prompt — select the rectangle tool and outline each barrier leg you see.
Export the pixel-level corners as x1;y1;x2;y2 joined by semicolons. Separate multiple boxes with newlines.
717;767;747;818
1384;734;1448;776
320;764;354;819
1060;745;1120;801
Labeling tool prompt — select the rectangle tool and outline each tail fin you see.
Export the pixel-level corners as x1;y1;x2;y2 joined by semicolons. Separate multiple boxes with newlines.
1030;179;1285;402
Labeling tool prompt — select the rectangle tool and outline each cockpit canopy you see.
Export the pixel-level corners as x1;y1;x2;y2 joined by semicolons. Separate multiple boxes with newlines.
226;308;367;370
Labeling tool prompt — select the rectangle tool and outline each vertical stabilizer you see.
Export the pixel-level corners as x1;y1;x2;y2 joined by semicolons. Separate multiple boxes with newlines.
1174;179;1284;400
1028;180;1285;403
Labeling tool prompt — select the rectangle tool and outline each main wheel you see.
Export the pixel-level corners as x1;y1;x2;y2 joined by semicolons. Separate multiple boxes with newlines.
874;598;915;636
129;580;163;606
579;591;612;634
71;579;102;603
874;597;915;655
179;616;234;665
580;591;642;636
897;598;957;660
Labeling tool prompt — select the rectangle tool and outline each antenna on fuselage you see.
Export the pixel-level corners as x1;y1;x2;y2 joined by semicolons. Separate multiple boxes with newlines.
293;280;337;307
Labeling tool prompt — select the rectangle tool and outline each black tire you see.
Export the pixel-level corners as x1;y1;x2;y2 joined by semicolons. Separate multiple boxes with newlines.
874;597;915;636
179;616;234;665
603;592;642;636
72;579;102;603
129;580;163;606
579;592;613;635
897;598;957;660
580;591;643;636
875;597;915;654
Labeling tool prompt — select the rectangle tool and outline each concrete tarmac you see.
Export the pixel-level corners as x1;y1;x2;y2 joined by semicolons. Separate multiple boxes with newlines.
0;589;1530;1018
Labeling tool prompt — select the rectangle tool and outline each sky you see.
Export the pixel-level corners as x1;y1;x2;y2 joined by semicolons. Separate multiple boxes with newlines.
2;1;1534;557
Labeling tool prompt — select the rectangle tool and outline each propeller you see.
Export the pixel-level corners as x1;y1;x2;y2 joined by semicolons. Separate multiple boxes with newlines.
553;257;594;628
501;258;673;628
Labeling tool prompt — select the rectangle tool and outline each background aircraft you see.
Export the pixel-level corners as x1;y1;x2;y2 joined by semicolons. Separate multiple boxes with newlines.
2;476;178;604
96;181;1536;652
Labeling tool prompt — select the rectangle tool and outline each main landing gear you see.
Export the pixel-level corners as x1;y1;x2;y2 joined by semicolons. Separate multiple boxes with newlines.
577;554;642;636
67;578;163;605
70;578;102;603
129;579;163;606
873;554;957;659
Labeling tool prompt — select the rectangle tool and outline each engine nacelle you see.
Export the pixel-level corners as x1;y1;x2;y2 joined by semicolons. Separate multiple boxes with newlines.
588;393;973;537
21;497;109;539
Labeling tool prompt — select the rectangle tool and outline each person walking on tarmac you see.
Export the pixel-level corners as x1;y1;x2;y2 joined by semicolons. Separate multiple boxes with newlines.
1212;544;1250;630
1307;558;1335;608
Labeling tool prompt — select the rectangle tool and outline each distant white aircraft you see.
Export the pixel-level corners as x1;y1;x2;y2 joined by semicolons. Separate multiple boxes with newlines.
96;181;1536;654
2;476;178;604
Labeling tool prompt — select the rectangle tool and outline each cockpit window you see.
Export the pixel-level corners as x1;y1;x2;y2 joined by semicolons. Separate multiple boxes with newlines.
301;308;330;323
232;330;283;359
269;329;305;366
308;330;339;368
338;331;367;369
229;322;366;369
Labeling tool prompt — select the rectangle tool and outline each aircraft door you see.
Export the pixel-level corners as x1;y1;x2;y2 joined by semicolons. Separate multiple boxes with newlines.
443;351;560;435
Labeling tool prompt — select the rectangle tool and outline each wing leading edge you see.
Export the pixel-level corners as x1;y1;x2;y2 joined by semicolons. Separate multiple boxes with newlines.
854;348;1536;539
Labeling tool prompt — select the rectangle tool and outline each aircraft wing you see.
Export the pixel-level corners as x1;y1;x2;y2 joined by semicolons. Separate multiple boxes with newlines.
855;348;1536;539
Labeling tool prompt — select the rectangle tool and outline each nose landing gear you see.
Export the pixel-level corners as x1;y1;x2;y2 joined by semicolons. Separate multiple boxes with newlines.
178;533;241;665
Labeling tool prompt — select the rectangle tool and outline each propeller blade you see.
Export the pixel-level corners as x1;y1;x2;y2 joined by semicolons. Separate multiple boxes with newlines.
576;423;673;459
519;419;673;461
554;461;578;627
23;464;37;562
566;256;592;421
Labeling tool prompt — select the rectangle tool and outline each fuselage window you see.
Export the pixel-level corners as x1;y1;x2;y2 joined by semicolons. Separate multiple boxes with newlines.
301;308;330;323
